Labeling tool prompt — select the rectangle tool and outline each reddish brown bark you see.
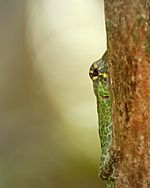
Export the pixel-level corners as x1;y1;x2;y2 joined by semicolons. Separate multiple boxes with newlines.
104;0;150;187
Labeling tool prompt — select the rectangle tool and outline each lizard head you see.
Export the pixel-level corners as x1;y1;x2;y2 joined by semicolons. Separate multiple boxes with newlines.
89;51;110;99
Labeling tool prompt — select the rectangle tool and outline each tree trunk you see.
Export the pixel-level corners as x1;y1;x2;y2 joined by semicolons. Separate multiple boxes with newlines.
104;0;150;187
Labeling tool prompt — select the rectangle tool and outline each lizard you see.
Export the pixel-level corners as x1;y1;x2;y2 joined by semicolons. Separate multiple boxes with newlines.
89;51;118;188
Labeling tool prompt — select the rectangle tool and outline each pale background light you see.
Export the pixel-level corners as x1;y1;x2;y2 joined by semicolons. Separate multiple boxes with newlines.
0;0;106;187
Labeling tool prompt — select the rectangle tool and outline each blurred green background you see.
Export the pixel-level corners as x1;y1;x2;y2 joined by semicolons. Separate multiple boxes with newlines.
0;0;106;187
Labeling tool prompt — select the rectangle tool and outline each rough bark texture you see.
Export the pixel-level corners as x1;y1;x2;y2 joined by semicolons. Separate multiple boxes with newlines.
104;0;150;188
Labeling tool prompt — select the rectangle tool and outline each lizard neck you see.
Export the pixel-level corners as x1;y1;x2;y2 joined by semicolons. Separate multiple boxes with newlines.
93;81;112;151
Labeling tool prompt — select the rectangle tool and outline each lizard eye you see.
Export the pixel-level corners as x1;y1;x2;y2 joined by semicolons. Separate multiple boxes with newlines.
93;68;99;76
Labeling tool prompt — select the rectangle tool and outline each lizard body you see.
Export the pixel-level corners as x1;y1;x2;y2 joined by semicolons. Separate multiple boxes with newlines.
89;51;116;188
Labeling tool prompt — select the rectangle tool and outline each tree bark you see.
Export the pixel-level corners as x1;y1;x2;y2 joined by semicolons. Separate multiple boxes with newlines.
104;0;150;187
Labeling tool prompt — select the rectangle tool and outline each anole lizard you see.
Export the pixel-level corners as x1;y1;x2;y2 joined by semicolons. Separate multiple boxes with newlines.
89;51;118;188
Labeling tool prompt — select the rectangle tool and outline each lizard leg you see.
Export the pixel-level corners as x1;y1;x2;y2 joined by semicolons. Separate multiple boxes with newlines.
99;147;120;180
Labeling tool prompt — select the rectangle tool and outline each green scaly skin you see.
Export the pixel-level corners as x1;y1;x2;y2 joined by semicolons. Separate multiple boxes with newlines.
89;51;115;188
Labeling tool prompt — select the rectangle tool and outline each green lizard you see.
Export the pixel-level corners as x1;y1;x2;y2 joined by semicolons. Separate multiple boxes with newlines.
89;51;117;188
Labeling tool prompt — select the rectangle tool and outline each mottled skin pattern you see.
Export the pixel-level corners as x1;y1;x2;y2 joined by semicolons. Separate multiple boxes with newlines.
89;51;115;188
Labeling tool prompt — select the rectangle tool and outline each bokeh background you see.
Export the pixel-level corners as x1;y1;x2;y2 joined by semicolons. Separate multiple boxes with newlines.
0;0;106;187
